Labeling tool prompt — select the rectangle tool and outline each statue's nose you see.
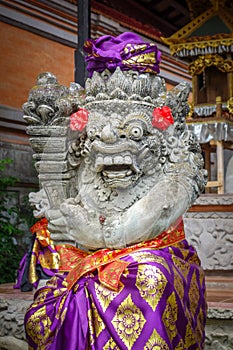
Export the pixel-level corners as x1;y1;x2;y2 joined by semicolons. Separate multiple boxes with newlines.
100;123;118;143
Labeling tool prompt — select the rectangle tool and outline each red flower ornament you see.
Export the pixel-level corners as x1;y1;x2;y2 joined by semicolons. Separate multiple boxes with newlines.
70;108;89;131
152;106;174;130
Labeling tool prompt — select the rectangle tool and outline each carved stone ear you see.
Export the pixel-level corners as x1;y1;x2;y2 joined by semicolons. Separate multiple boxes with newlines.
153;81;191;135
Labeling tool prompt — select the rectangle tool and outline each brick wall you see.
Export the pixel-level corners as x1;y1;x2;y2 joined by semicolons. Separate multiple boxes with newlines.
0;22;75;109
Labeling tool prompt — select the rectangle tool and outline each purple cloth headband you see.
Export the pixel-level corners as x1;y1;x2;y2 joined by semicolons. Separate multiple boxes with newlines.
84;32;161;77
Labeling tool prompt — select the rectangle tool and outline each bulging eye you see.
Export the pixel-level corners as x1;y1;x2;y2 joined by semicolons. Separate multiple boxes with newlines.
128;125;143;140
87;126;99;140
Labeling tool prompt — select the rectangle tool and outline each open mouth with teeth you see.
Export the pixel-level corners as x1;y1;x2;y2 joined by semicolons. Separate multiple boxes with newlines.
95;153;141;188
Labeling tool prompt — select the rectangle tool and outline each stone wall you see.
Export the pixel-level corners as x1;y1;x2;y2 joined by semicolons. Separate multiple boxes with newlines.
184;194;233;349
0;299;29;350
184;194;233;271
0;21;75;110
205;308;233;350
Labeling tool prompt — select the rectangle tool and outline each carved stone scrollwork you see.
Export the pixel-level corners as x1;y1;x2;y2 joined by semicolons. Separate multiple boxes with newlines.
23;72;84;242
194;195;233;206
23;72;83;127
0;299;31;350
184;218;233;270
207;308;233;319
184;194;233;348
184;195;233;270
205;319;233;350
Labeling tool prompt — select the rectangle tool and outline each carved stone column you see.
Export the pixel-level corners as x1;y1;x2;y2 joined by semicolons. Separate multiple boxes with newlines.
23;72;83;243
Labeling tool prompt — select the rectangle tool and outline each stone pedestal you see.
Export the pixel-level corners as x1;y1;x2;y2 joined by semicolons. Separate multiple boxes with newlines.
0;284;33;350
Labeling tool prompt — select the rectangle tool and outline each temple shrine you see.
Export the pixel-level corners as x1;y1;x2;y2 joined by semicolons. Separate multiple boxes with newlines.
163;0;233;194
163;1;233;347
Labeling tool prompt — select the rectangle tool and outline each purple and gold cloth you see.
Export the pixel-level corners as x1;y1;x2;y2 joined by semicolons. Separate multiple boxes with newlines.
84;32;161;77
14;218;60;291
25;222;206;350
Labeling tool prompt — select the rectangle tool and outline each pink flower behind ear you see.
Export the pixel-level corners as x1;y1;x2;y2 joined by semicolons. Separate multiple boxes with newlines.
152;106;174;130
70;108;89;131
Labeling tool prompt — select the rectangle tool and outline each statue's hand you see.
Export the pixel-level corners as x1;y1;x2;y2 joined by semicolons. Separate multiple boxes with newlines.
46;209;67;233
60;199;89;231
60;199;105;249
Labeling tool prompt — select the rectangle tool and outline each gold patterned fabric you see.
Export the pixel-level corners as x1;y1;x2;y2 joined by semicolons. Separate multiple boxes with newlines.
14;218;60;290
25;231;207;349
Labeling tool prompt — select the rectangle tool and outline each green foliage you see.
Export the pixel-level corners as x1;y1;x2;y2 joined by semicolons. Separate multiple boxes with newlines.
0;158;29;284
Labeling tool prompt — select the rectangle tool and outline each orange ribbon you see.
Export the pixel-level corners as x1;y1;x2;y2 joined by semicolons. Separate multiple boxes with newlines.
29;217;185;291
30;218;51;247
65;218;185;291
30;217;49;234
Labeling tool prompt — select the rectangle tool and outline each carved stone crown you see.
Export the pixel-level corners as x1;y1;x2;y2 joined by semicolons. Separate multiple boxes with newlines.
84;67;192;135
84;67;166;105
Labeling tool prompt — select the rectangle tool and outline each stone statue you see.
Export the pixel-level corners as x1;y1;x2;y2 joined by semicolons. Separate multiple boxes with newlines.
24;67;206;251
23;32;208;350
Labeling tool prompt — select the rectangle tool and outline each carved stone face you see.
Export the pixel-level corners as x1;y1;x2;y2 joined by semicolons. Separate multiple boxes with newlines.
66;72;207;213
84;103;163;190
68;101;170;212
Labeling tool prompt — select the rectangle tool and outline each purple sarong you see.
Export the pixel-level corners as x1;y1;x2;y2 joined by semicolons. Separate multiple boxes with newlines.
25;239;206;349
